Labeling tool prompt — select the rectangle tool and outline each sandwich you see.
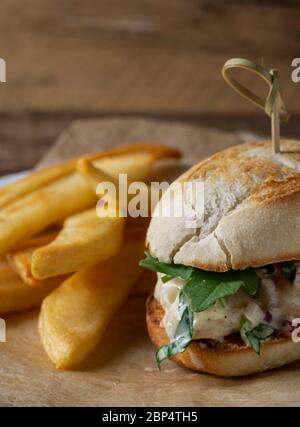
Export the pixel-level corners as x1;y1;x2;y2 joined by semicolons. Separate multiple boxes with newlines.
140;139;300;377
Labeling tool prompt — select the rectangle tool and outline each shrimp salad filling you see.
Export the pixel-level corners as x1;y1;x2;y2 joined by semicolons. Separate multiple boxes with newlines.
140;252;300;367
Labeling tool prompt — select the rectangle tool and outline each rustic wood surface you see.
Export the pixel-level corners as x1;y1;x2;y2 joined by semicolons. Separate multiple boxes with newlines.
2;113;300;175
0;1;300;174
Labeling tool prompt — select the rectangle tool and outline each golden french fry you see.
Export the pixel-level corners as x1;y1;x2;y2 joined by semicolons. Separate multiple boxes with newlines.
0;143;180;209
0;171;95;257
77;159;127;218
39;228;145;369
0;152;154;257
32;208;124;279
77;159;117;192
78;159;154;221
7;231;60;286
0;260;61;314
85;142;181;163
0;159;75;209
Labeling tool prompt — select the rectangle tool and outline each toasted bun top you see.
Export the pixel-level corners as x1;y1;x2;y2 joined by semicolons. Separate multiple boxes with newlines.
147;139;300;271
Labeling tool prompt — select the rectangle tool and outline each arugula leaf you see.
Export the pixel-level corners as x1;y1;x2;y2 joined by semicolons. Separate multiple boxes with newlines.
139;252;194;281
218;298;226;308
235;269;260;296
156;292;193;368
282;262;297;283
161;275;174;283
140;252;260;313
240;320;274;355
182;272;242;312
182;269;259;313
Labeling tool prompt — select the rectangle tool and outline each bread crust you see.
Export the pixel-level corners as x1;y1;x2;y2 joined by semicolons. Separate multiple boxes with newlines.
146;295;300;377
147;139;300;271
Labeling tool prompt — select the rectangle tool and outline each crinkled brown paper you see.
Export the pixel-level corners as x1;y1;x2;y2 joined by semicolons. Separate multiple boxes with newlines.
1;118;298;407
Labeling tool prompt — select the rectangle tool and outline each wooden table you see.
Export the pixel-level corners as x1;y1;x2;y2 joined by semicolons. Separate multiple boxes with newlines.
0;1;300;174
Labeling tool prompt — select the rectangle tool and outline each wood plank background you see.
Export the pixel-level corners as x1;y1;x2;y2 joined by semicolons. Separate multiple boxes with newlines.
0;0;300;173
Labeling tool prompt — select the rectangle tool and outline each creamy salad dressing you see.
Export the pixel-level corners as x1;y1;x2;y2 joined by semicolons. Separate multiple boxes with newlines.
154;265;300;342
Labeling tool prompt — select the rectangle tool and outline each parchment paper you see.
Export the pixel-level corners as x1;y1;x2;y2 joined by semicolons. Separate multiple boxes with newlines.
1;118;299;407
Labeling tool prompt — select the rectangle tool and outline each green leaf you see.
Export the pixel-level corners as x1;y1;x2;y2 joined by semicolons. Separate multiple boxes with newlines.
182;272;242;312
139;251;194;281
247;334;261;354
182;269;259;313
240;320;274;355
140;252;260;314
156;292;193;368
140;252;242;313
161;275;174;283
218;297;226;308
282;262;297;283
232;269;260;296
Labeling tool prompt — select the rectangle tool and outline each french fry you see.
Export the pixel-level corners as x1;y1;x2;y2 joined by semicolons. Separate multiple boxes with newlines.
31;208;124;279
7;231;60;286
31;155;149;279
38;228;145;369
77;159;118;192
84;142;181;164
78;159;153;225
77;159;127;218
0;143;180;209
0;151;156;257
0;159;75;210
0;260;61;314
9;226;151;291
0;171;95;257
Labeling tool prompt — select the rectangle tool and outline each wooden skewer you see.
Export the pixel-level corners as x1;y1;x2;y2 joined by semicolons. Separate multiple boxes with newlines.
222;58;290;155
271;97;281;153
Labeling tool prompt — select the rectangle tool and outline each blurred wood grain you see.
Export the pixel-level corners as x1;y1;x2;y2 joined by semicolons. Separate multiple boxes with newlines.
0;1;300;173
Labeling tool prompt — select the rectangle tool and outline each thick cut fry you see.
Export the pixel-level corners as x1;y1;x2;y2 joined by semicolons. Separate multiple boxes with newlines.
0;152;154;257
77;159;127;218
77;159;118;192
8;226;149;291
32;208;124;279
84;142;181;163
7;231;60;286
0;143;180;209
0;159;75;209
0;171;95;257
39;228;145;369
78;159;153;222
0;260;61;314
